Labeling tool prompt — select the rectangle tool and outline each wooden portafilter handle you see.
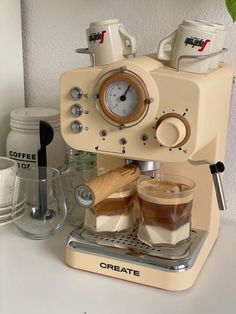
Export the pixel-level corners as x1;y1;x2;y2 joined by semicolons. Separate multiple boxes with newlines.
75;164;140;208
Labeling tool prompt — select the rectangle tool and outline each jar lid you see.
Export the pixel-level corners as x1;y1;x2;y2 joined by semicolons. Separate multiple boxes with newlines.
10;107;60;130
10;107;59;121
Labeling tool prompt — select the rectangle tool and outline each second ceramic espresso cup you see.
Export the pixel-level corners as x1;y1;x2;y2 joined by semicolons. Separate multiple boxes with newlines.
86;19;137;66
0;157;17;207
157;20;217;73
195;20;226;69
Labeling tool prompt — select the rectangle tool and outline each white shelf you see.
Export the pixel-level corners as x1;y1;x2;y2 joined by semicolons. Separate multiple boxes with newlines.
1;222;236;314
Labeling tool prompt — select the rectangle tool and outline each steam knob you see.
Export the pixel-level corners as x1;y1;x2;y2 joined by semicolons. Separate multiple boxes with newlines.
155;116;187;148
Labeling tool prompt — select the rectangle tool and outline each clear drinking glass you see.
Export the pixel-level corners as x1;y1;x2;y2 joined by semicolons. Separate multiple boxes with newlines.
12;167;67;239
84;182;137;235
137;174;195;247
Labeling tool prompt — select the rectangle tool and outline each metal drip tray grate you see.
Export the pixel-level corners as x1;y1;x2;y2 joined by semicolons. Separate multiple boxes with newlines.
68;225;208;272
81;228;193;259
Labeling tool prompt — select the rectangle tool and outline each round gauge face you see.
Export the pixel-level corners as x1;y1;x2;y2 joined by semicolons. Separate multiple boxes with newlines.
99;72;149;124
105;80;138;117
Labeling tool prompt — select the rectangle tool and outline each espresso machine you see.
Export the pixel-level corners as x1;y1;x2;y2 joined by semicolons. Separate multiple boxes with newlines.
60;40;234;290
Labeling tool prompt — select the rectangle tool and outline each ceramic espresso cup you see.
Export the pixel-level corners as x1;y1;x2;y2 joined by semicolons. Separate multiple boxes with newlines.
157;20;217;73
0;157;17;207
195;20;226;69
86;19;137;66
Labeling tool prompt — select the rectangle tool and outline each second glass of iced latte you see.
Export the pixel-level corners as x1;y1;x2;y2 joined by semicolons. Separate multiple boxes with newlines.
137;174;195;247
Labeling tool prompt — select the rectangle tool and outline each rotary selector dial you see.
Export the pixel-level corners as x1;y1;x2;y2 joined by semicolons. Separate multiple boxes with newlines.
155;115;190;148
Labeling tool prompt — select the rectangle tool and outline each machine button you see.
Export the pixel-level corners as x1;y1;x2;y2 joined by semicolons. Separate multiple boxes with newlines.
155;117;187;148
119;138;127;145
70;87;83;100
71;104;83;117
100;129;108;137
141;134;148;141
71;120;83;133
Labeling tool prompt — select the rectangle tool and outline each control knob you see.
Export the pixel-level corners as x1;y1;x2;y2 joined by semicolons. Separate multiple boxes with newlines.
71;120;83;133
155;115;190;148
70;87;83;100
71;104;83;117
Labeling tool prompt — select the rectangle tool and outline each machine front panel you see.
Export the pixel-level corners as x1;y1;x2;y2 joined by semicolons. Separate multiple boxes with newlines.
60;57;217;162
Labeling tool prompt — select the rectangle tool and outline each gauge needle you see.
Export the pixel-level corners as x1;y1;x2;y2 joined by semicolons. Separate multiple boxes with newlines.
120;85;131;101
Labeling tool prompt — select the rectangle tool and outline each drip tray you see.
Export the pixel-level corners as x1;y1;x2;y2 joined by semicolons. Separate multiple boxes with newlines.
67;226;208;272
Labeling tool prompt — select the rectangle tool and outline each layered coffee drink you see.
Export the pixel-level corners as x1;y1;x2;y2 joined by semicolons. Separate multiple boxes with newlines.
137;175;195;246
84;183;136;234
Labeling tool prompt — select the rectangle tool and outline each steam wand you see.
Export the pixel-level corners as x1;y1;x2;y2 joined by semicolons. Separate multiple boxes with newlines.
188;158;226;211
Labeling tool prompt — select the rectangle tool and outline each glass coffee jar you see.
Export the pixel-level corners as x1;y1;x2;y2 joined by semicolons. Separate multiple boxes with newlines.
60;149;97;226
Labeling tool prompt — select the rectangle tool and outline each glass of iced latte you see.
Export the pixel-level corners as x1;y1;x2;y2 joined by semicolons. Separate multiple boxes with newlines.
84;182;137;235
137;174;195;247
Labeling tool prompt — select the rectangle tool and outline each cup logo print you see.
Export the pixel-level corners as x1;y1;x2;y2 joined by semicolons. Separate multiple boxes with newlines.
89;30;106;44
184;36;211;52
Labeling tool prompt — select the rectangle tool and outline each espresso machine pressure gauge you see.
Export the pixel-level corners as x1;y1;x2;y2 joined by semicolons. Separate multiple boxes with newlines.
98;71;149;124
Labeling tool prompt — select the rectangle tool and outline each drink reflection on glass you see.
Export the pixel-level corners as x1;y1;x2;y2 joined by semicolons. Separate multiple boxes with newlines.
137;174;195;247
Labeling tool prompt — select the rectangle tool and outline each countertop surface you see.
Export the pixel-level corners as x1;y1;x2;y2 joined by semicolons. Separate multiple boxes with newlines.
1;222;236;314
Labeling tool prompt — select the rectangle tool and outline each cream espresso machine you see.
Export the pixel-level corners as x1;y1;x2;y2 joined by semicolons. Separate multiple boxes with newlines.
60;32;234;290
